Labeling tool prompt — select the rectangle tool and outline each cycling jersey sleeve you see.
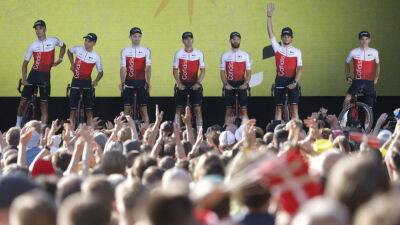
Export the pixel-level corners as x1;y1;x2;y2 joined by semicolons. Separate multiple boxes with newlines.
297;50;303;67
199;51;205;68
96;55;103;72
53;37;64;47
173;51;179;69
374;50;380;64
245;53;251;70
68;46;80;54
145;48;151;66
270;36;280;53
220;54;226;71
345;50;354;63
24;44;34;61
120;49;126;68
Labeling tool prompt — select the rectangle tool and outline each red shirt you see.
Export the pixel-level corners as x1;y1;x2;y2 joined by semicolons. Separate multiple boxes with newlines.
121;45;151;80
24;37;64;73
220;49;251;81
346;47;379;81
69;46;102;80
271;36;302;78
173;48;205;83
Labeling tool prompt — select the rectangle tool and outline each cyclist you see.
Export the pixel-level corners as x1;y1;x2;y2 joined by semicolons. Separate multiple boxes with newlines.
120;27;151;125
173;32;205;130
67;33;103;128
220;31;252;124
266;3;303;120
16;20;66;128
343;31;380;109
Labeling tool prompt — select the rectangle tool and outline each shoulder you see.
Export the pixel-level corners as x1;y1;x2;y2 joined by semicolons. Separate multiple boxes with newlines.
239;50;250;57
175;48;184;56
194;48;203;55
291;46;302;55
369;47;379;54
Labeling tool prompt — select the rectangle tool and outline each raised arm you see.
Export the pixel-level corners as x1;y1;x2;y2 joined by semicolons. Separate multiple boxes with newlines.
266;3;276;39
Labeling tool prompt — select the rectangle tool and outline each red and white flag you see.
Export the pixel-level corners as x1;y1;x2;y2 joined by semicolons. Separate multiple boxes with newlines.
257;147;322;215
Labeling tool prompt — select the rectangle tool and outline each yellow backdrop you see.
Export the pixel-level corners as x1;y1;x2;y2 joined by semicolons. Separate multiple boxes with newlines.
0;0;399;96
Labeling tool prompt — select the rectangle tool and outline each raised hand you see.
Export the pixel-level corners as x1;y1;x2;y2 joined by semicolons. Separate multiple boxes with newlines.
155;104;164;123
266;2;275;17
181;106;192;125
20;127;35;147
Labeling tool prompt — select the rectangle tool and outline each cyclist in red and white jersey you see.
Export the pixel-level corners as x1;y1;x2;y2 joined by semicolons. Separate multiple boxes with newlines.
266;3;303;121
16;20;66;128
67;33;103;128
343;31;380;108
173;32;205;130
120;27;151;124
220;32;251;124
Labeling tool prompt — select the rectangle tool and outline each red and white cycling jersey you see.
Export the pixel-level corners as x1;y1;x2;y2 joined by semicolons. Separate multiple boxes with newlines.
220;49;251;81
271;36;302;78
121;45;151;81
345;47;379;81
173;48;205;83
24;37;64;73
69;46;102;80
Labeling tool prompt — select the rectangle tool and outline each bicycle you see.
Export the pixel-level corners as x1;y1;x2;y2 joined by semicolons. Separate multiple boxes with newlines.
271;83;301;122
338;88;374;133
17;78;47;126
66;84;95;125
223;86;251;127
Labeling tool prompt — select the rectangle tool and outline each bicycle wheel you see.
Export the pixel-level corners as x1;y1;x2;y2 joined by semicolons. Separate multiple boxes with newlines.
338;102;374;133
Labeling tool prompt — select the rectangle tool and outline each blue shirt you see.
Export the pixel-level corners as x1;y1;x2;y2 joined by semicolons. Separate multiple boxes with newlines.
239;213;275;225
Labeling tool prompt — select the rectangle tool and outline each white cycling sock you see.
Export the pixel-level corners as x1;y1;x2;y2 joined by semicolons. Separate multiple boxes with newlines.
16;116;22;128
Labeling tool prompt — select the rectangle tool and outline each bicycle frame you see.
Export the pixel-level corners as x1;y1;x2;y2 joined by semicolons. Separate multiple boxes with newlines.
18;79;46;125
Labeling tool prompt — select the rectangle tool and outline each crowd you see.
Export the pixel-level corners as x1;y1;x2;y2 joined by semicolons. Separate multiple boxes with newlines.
0;104;400;225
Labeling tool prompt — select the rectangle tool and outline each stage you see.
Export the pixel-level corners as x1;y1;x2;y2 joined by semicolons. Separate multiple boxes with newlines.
1;96;398;131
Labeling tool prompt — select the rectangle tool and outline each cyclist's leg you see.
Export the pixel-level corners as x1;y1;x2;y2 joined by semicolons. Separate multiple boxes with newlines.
174;87;186;125
84;88;95;126
363;80;375;108
274;87;285;121
40;101;48;126
224;89;234;124
239;89;248;121
288;85;300;119
69;87;79;129
122;85;132;116
191;87;203;130
139;86;149;124
39;73;51;126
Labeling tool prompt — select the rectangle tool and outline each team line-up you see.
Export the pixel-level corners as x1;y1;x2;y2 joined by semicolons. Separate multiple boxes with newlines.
15;3;381;130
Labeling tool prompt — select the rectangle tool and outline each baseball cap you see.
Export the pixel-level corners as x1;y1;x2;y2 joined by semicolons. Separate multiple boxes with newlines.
31;159;56;177
230;31;241;39
219;131;236;147
33;20;46;28
182;31;194;39
130;27;142;35
83;33;97;42
281;27;293;37
358;31;370;39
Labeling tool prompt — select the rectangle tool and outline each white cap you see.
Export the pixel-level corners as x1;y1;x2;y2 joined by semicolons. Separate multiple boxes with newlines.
235;124;245;142
377;129;392;143
219;131;236;147
162;167;192;195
